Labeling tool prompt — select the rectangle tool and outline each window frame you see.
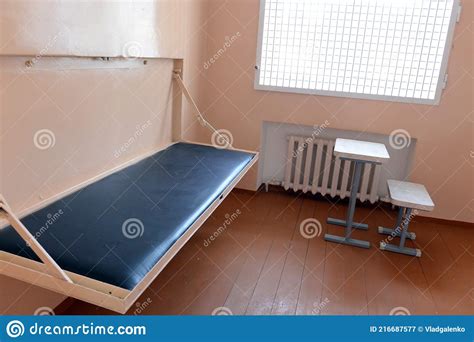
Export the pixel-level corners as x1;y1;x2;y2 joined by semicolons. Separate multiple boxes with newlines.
254;0;461;105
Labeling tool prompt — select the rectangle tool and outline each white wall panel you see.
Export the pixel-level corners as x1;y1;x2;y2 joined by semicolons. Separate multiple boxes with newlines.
0;0;184;58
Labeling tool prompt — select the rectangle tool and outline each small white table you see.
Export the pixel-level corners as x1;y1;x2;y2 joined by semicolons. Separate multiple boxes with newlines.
325;138;390;249
379;180;435;257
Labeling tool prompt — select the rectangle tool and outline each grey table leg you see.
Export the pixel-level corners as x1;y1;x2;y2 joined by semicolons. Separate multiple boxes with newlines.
380;207;421;257
327;160;369;230
397;206;404;227
345;161;362;238
325;161;370;249
378;207;416;240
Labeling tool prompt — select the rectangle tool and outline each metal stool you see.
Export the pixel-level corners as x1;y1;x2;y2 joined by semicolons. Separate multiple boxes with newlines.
379;180;435;257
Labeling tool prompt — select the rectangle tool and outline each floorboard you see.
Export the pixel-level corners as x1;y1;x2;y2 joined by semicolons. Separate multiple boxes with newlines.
60;189;474;316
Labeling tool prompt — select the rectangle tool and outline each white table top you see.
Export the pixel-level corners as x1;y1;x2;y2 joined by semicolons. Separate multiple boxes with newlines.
334;138;390;163
387;180;435;211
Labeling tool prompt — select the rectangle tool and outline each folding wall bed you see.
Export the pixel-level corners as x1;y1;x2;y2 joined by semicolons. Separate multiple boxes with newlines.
0;72;258;313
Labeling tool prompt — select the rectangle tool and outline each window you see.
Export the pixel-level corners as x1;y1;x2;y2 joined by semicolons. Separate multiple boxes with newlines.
255;0;460;104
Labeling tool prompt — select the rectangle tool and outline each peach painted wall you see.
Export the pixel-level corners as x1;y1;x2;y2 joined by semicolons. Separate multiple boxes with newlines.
183;0;473;223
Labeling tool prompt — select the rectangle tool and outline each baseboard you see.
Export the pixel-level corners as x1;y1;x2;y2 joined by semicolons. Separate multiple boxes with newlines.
261;184;474;228
414;216;473;229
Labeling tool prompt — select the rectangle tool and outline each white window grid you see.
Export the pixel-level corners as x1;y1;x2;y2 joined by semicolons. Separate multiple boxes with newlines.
255;0;460;105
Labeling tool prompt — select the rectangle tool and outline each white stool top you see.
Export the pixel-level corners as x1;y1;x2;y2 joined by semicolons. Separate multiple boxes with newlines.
387;180;435;212
334;138;390;164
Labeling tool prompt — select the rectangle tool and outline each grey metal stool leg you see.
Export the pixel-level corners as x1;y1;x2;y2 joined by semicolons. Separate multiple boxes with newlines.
378;207;416;240
380;208;421;257
325;161;370;249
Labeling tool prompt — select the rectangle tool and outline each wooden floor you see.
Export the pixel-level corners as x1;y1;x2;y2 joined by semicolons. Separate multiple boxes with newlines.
61;189;473;315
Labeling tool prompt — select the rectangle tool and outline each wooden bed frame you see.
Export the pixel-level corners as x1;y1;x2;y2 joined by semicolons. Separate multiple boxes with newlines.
0;71;259;314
